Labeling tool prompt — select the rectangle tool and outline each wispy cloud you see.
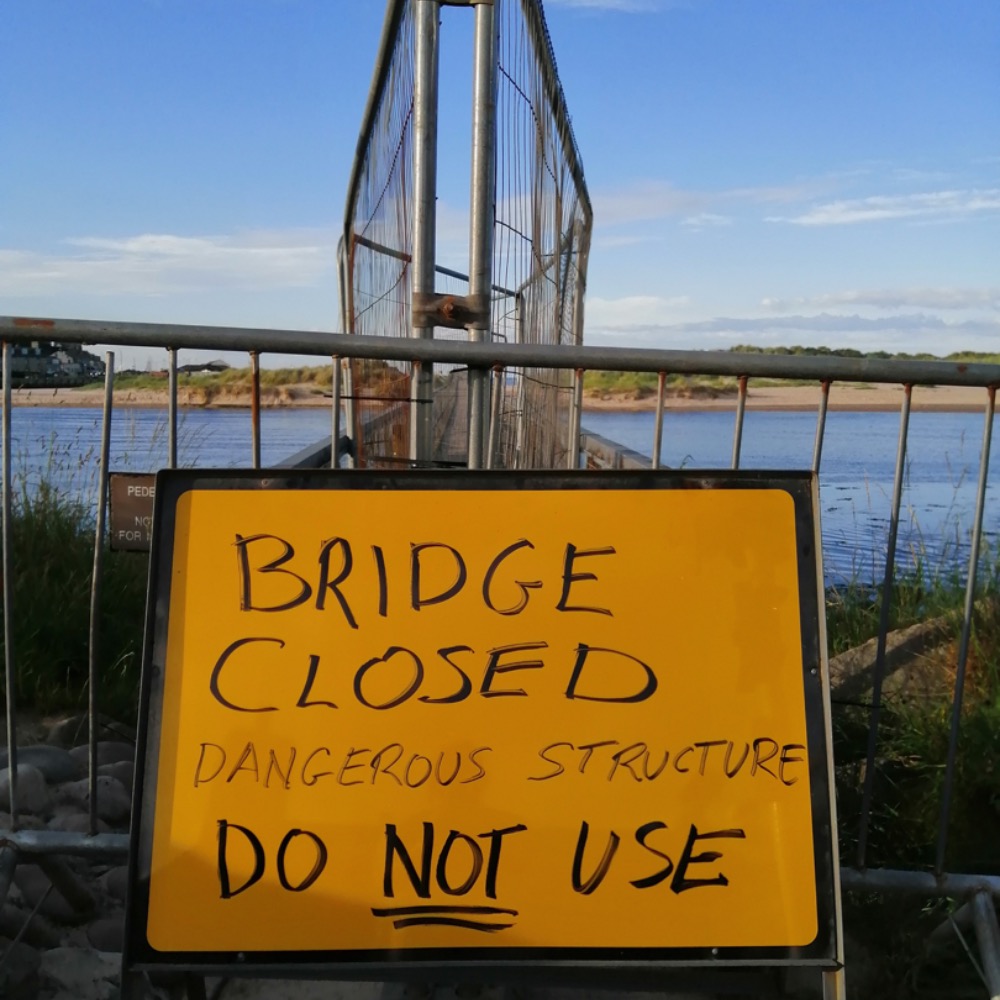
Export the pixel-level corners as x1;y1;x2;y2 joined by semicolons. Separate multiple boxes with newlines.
763;287;1000;312
681;213;732;229
587;294;692;327
769;189;1000;226
594;182;708;227
586;305;1000;352
594;178;830;228
0;229;336;296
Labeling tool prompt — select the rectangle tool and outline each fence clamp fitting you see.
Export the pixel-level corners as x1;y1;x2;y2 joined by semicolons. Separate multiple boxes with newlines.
413;292;490;331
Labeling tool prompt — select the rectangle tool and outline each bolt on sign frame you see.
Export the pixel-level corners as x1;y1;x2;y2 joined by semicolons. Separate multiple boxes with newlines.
122;468;842;994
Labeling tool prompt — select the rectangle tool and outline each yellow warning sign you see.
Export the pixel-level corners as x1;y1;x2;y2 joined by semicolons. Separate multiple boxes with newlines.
135;475;832;959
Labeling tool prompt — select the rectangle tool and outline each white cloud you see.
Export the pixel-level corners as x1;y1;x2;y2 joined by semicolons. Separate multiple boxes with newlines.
586;309;1000;353
592;233;664;249
680;213;732;229
769;189;1000;226
763;288;1000;312
0;229;336;297
593;177;830;229
587;294;691;328
594;181;708;227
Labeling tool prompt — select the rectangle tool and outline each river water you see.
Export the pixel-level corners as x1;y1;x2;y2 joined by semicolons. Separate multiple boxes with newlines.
10;405;1000;585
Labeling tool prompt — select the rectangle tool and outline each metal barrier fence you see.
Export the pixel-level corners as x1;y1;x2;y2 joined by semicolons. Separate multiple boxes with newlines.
341;0;591;472
2;315;1000;995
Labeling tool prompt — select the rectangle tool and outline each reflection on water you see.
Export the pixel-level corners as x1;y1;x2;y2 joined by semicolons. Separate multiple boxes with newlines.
11;405;999;586
581;408;1000;586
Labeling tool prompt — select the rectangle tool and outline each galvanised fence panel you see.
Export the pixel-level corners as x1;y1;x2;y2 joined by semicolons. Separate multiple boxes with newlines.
340;0;592;473
2;316;1000;994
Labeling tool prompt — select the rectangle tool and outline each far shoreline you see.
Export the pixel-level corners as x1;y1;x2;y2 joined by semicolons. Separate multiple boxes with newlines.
8;382;993;414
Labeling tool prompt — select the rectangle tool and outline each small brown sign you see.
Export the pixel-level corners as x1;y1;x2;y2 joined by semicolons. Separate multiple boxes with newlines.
109;474;156;552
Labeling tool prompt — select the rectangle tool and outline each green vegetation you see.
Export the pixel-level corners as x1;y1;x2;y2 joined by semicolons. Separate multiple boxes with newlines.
5;446;1000;996
7;477;147;721
583;346;1000;398
583;370;738;397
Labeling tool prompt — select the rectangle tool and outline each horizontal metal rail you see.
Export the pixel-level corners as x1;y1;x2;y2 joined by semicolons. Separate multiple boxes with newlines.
3;312;1000;976
3;316;999;388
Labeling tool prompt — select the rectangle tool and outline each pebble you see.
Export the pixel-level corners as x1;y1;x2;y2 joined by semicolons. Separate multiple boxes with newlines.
0;725;136;999
0;746;82;784
98;759;134;796
56;775;131;824
0;940;40;1000
0;764;52;816
39;947;121;1000
68;740;136;768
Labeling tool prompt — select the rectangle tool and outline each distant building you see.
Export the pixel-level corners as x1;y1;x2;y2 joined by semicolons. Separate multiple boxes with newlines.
10;342;105;387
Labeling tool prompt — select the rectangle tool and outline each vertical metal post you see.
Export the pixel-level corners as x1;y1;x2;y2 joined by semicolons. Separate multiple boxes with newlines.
337;238;358;469
88;352;114;837
571;232;589;350
167;348;178;468
410;0;440;465
486;365;503;470
731;375;748;470
331;357;342;469
936;386;996;873
812;380;831;473
250;351;261;470
652;372;666;470
1;343;17;828
568;369;583;470
821;968;848;1000
467;0;498;470
513;293;526;469
856;383;912;869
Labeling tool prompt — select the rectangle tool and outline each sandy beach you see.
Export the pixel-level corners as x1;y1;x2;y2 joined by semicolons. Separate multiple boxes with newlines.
9;381;994;413
582;382;993;413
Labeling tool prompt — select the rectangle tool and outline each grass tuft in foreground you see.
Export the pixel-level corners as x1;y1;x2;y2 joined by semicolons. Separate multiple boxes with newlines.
5;477;147;722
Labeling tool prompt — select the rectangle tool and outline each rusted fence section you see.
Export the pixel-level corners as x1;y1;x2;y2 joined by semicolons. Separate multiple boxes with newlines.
1;316;1000;994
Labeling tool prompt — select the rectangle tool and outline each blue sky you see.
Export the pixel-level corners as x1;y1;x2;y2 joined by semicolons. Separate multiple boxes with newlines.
3;0;998;367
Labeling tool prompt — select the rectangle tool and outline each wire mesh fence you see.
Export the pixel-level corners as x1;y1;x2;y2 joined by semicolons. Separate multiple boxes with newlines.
489;0;592;470
340;0;592;471
341;0;416;469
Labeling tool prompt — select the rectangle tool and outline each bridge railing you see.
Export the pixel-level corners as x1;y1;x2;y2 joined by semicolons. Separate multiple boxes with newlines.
2;316;1000;993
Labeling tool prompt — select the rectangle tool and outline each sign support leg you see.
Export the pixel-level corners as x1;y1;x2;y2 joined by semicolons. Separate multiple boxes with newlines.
822;967;847;999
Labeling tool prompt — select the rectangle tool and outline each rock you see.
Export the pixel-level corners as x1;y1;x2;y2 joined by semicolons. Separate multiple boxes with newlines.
0;763;52;816
46;713;89;748
86;913;125;952
39;946;120;1000
0;744;83;783
69;740;135;767
98;759;134;796
13;864;84;924
47;808;112;835
0;901;62;947
56;775;131;825
100;865;130;902
829;615;956;703
0;809;46;831
0;940;40;1000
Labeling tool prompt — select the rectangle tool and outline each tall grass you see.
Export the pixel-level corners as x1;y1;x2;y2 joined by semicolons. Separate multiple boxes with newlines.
7;480;148;720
